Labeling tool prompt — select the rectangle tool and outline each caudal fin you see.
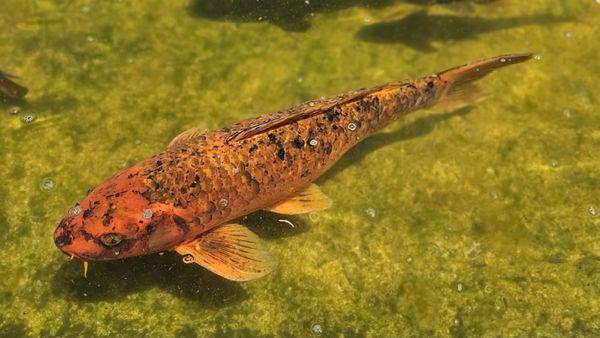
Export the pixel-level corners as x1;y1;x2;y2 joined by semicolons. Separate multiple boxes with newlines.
434;53;533;110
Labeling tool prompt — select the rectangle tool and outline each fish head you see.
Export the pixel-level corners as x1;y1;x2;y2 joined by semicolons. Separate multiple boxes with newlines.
54;163;188;261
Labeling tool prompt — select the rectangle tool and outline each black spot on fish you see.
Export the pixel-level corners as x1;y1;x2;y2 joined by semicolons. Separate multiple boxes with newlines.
81;229;95;241
325;110;340;122
268;133;277;143
242;171;260;194
83;208;93;219
156;160;163;166
248;144;258;153
146;223;155;235
103;205;115;227
180;147;187;152
293;137;305;149
277;148;285;160
173;215;189;233
54;220;72;247
427;81;434;89
324;143;333;155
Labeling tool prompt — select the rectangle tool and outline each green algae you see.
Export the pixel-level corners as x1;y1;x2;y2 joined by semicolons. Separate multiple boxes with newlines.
1;0;599;336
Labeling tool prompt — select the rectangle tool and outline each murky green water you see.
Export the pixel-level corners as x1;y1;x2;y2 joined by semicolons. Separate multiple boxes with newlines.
1;0;599;336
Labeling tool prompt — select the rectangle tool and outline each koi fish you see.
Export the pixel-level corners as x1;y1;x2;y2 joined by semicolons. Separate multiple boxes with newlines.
54;53;532;281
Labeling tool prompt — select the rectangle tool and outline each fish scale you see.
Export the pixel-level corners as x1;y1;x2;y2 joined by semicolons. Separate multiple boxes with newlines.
140;79;435;239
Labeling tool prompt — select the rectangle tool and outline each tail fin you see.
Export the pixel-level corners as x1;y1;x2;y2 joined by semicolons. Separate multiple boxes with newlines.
434;53;533;110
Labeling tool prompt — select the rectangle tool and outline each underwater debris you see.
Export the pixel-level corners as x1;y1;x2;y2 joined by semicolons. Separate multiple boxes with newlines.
40;178;55;191
8;106;20;115
20;114;36;123
0;71;28;100
365;207;376;218
142;208;153;219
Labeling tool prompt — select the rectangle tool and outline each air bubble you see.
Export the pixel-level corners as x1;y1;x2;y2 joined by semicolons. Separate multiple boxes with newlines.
564;31;573;38
142;208;153;219
590;206;598;217
219;198;229;208
309;212;318;221
69;205;82;217
8;106;20;115
40;178;55;191
21;114;35;123
550;159;558;167
365;207;375;218
363;15;371;23
500;58;506;63
86;36;94;42
309;139;318;146
563;109;572;118
456;282;464;292
80;5;90;13
534;53;542;61
182;254;194;264
311;324;322;334
405;256;413;263
347;123;357;131
308;102;315;107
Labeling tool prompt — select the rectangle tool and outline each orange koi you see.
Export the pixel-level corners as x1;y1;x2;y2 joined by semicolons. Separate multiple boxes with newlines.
54;54;531;281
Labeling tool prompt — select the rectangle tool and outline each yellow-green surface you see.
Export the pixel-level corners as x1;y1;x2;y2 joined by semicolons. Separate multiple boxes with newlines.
1;0;599;336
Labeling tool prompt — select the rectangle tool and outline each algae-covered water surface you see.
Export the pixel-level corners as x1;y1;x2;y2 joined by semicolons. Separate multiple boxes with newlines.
1;0;599;336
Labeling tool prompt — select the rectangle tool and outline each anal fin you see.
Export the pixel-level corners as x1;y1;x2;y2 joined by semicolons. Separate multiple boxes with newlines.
175;223;275;281
264;184;332;215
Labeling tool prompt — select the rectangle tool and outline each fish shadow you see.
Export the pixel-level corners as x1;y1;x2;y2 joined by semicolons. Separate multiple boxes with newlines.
323;107;472;179
51;211;305;305
51;251;249;307
187;0;398;32
237;211;310;239
355;10;567;52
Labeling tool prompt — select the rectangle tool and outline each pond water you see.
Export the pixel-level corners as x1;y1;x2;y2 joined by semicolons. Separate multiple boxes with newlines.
0;0;598;336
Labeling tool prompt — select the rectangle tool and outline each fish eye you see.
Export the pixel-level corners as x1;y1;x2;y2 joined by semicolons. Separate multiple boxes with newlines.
99;233;123;247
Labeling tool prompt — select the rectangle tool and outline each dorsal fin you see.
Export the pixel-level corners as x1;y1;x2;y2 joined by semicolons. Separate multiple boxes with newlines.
226;85;389;143
168;126;207;147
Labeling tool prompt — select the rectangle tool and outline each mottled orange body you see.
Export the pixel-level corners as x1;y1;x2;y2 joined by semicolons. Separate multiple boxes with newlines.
54;54;531;280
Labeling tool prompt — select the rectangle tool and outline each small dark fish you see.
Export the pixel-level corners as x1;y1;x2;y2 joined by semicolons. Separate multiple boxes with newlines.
0;71;28;100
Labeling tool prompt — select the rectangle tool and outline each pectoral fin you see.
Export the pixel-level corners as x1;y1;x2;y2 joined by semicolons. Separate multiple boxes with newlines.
175;223;275;281
169;126;206;147
264;184;332;215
